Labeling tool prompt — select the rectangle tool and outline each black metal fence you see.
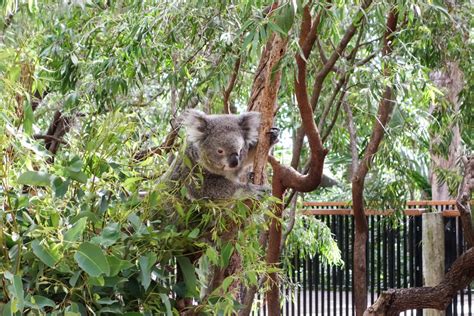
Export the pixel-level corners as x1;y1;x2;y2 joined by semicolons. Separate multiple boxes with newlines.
255;201;473;315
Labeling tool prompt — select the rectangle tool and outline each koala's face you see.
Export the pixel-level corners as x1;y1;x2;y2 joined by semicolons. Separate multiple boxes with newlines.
183;110;260;176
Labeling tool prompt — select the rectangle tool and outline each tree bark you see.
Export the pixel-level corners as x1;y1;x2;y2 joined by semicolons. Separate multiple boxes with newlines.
429;61;464;200
364;247;474;315
236;4;289;314
456;156;474;249
352;7;398;315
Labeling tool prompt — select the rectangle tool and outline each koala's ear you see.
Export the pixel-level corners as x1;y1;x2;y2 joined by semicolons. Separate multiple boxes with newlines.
182;109;209;143
239;112;261;145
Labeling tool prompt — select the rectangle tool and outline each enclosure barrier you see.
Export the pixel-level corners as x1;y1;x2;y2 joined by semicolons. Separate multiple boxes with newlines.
255;200;473;316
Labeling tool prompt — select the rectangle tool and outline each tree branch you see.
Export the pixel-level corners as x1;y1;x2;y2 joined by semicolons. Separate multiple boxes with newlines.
223;57;242;114
344;100;359;177
352;6;398;315
364;247;474;315
456;155;474;248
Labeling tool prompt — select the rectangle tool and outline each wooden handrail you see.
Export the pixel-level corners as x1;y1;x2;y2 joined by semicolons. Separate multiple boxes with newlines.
302;208;460;217
301;200;470;217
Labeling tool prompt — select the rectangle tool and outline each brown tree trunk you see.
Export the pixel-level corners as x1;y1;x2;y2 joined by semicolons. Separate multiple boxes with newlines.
364;247;474;315
352;8;398;315
235;5;289;314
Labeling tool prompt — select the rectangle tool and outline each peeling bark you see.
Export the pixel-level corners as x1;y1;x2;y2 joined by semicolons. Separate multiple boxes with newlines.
364;247;474;315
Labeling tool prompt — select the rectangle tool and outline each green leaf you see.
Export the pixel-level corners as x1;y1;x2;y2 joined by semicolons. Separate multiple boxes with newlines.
31;240;61;268
139;253;157;290
64;92;79;110
88;275;105;286
274;4;295;35
220;243;234;268
25;295;55;309
107;255;133;277
159;293;173;316
69;271;82;287
2;301;12;316
267;21;286;36
221;276;233;292
91;222;120;247
67;171;88;183
64;217;87;244
67;156;83;173
188;228;199;239
176;256;198;297
74;242;110;277
206;247;218;265
247;271;257;285
23;101;33;135
52;177;70;198
17;171;52;187
11;275;24;312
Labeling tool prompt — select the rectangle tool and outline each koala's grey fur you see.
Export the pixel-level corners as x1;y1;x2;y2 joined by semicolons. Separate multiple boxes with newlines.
164;109;268;200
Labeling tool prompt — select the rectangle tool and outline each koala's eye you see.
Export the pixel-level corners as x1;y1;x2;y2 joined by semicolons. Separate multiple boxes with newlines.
217;149;224;155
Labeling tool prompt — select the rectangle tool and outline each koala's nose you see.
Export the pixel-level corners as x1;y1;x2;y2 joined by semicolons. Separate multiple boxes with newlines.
229;153;239;168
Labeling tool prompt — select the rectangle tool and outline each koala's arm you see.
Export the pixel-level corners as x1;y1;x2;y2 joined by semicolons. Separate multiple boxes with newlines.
189;173;268;200
242;127;280;174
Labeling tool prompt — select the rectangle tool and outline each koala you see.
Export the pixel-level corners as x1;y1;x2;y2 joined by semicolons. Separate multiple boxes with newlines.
165;109;278;200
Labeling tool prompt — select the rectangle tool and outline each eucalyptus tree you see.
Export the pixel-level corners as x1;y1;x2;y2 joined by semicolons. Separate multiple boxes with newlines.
0;0;472;315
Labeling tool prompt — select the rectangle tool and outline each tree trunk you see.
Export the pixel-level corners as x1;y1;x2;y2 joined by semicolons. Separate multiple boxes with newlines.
429;61;464;200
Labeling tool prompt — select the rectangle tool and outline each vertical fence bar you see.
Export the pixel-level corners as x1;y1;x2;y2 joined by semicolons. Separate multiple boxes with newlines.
396;223;401;290
415;214;423;316
326;215;331;316
377;215;383;295
388;225;395;289
332;215;337;316
403;215;408;289
370;215;375;305
456;216;464;316
337;215;345;316
350;213;354;316
445;215;456;316
303;254;307;315
344;214;349;316
315;242;320;316
308;256;313;315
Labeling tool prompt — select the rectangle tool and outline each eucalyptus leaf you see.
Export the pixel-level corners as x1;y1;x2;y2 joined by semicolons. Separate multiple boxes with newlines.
74;242;110;277
17;171;52;187
31;240;61;268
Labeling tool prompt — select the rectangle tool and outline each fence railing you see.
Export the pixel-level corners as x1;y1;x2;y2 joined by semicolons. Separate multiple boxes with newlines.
255;200;473;316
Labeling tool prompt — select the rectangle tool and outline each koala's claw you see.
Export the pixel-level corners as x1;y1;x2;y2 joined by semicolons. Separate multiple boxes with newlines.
251;184;271;198
267;127;280;145
248;172;255;183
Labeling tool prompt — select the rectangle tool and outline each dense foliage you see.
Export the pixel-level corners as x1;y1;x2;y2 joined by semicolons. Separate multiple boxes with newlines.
0;0;471;314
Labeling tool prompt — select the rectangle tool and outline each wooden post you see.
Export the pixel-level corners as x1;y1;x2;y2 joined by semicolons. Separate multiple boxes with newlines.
422;212;445;316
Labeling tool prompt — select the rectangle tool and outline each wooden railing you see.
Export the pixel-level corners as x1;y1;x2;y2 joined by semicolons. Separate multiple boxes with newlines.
303;200;464;217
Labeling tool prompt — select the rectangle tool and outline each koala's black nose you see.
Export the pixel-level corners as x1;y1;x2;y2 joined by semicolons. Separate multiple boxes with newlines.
229;153;239;168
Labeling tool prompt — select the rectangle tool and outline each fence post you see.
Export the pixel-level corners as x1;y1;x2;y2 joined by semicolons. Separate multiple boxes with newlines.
422;212;445;316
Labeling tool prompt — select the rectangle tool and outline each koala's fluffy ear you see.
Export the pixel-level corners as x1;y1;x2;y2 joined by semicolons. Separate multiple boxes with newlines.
239;112;261;145
182;109;209;143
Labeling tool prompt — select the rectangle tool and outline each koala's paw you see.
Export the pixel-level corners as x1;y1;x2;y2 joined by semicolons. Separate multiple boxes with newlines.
247;171;255;184
267;127;280;145
250;184;271;198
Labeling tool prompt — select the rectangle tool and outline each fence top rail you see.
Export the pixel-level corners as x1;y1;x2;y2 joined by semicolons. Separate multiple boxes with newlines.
302;208;460;217
302;200;470;217
303;200;463;207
